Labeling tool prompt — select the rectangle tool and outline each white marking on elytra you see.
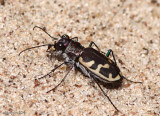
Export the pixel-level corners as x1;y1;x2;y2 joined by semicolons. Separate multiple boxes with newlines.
83;59;95;67
109;73;112;79
79;57;120;81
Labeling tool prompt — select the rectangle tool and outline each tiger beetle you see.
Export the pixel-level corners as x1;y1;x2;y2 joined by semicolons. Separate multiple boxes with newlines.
19;26;142;112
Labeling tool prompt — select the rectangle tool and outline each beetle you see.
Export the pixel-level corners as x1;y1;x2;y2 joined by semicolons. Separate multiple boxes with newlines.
19;26;142;111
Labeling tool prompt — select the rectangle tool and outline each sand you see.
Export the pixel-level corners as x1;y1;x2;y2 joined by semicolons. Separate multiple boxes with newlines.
0;0;160;115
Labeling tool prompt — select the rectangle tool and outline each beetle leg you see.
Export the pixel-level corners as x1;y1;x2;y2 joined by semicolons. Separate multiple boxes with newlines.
120;75;142;84
89;41;100;51
38;62;66;79
71;37;78;41
92;77;120;112
106;49;117;65
47;66;73;93
89;41;107;55
106;50;142;83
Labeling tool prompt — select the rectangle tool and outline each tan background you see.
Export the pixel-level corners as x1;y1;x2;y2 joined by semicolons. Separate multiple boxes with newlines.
0;0;160;115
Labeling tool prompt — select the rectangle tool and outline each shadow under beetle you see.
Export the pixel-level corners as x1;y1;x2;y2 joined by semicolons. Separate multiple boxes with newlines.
19;26;142;112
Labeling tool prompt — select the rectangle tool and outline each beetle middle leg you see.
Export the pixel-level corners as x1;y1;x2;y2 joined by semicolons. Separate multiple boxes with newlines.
89;41;100;51
71;37;78;41
38;62;66;79
89;41;106;55
47;66;73;93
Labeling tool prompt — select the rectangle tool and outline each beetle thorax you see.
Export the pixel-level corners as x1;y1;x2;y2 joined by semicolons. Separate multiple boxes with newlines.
63;41;84;64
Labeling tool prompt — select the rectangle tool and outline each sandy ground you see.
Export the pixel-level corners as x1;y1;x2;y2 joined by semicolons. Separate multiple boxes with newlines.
0;0;160;116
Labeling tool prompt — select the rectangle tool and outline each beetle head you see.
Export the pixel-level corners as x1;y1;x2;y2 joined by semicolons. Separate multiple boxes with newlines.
53;34;71;52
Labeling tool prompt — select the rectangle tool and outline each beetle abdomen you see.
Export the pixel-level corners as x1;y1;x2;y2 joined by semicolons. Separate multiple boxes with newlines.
79;48;122;82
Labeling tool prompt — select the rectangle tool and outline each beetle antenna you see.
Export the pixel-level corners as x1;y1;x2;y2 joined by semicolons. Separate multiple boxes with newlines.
33;26;58;40
19;44;54;56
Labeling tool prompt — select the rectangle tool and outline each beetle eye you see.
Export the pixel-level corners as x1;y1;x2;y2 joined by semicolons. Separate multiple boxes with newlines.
61;34;69;39
58;42;63;47
55;42;65;51
58;43;61;46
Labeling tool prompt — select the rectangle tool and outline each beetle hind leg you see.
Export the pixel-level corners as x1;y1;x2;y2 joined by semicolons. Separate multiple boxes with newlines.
92;77;120;112
120;74;142;84
106;49;117;65
106;50;142;84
